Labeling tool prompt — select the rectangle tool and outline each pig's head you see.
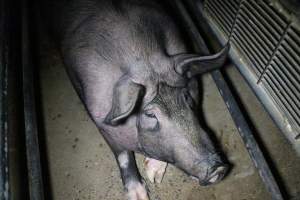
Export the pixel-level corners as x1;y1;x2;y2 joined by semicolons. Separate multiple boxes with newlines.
105;45;230;186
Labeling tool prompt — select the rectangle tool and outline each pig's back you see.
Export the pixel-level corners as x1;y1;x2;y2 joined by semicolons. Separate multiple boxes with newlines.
58;0;182;60
40;0;187;149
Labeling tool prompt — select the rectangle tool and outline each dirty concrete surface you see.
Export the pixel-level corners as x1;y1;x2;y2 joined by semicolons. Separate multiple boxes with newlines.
37;37;300;200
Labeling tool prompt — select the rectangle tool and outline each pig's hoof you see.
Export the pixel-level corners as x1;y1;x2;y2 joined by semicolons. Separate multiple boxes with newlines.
125;181;149;200
144;157;167;183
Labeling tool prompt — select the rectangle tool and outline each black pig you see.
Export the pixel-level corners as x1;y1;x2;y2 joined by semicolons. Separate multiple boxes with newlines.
42;0;230;199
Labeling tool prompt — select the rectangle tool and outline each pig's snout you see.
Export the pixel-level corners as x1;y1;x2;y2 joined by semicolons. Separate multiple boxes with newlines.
198;163;228;186
193;154;229;186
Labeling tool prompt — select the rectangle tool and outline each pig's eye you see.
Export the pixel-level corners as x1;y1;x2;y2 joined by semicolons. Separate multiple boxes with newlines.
145;110;156;118
140;110;159;131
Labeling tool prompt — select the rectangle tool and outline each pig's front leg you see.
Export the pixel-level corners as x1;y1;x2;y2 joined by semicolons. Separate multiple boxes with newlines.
144;157;168;183
116;151;149;200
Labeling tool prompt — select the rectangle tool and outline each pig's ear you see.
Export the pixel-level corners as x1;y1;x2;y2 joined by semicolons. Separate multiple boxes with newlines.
104;76;145;126
174;43;230;77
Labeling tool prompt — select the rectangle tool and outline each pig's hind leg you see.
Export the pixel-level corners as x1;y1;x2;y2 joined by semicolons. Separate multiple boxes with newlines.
114;150;150;200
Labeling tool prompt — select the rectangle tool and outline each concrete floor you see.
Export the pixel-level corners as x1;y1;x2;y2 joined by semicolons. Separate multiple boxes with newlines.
37;40;300;200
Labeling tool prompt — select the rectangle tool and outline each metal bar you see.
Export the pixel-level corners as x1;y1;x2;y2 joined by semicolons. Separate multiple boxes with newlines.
227;0;243;41
172;0;284;199
257;23;292;84
22;0;45;199
0;0;10;199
